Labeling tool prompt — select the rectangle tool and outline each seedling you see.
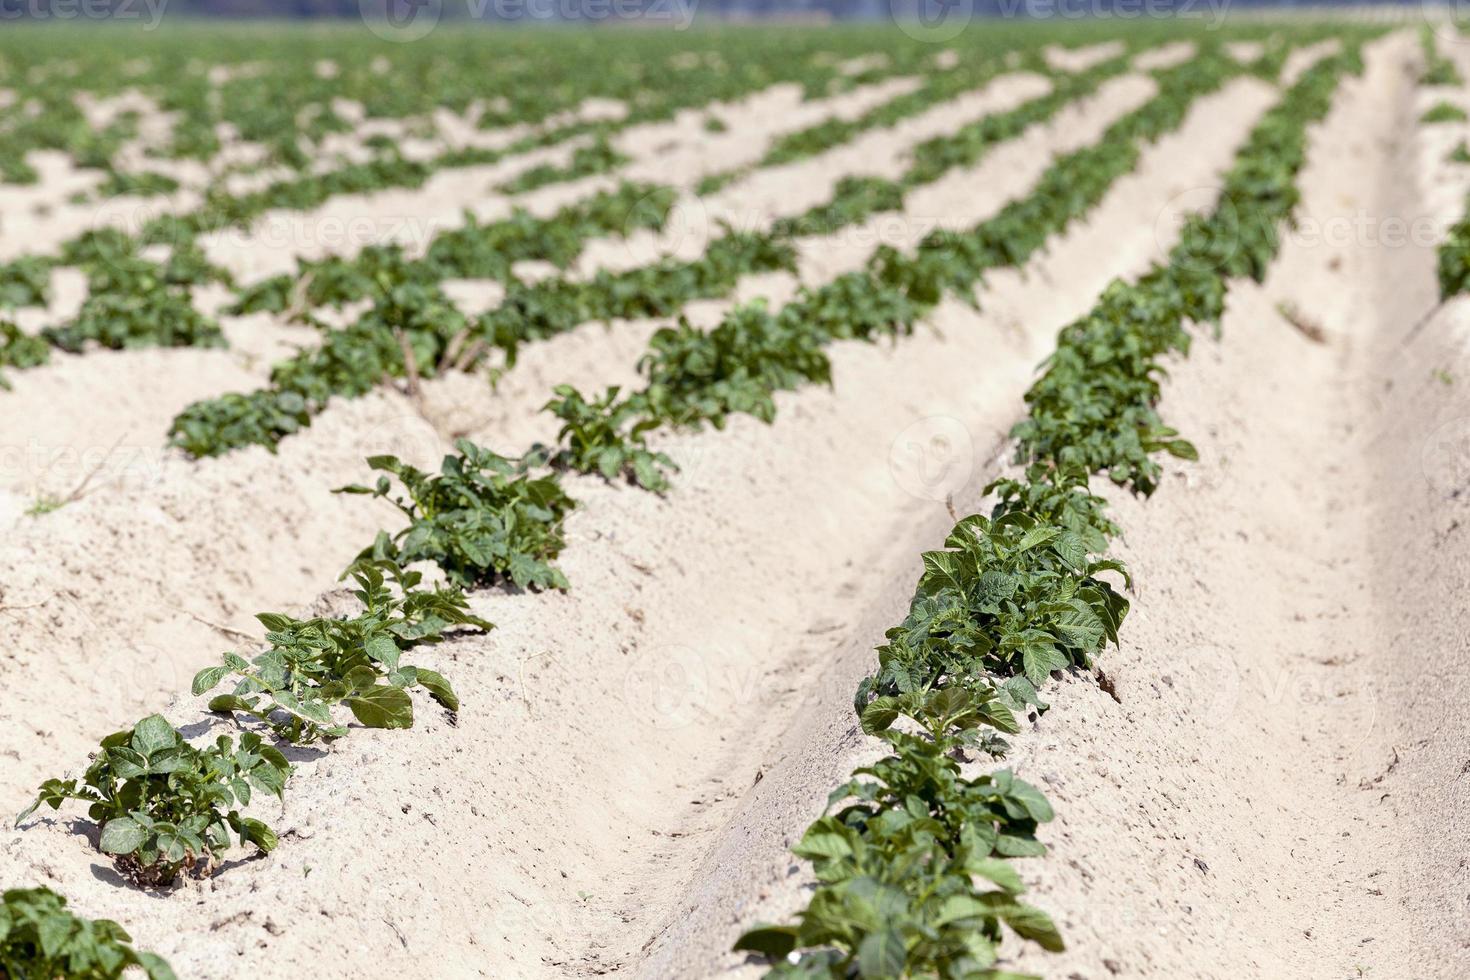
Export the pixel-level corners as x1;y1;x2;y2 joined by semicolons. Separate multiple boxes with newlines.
192;560;490;744
337;440;575;591
0;887;174;979
18;715;288;887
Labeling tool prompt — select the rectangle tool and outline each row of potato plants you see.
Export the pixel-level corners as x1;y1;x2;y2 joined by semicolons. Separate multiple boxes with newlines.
0;26;941;189
727;45;1362;979
1411;25;1470;342
10;25;1298;887
162;51;1140;458
0;36;1184;976
0;44;1035;388
0;181;673;387
526;40;1280;491
0;26;1348;979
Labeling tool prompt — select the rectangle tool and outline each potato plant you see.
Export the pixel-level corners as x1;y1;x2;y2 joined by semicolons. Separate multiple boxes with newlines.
0;887;174;980
192;559;491;744
17;716;288;887
337;440;576;591
735;44;1363;978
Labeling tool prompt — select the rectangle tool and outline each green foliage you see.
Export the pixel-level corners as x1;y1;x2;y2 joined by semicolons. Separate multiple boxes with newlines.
191;560;491;744
536;385;677;492
857;506;1127;722
638;303;832;429
735;733;1058;980
737;42;1361;979
0;257;52;309
96;169;182;199
1421;100;1467;123
1420;25;1463;86
1441;208;1470;299
43;287;224;354
336;440;576;591
18;715;289;887
0;320;50;389
0;887;174;980
499;136;629;194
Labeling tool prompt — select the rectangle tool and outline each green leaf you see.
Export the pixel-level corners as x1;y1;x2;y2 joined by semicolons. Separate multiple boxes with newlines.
965;856;1025;893
192;665;231;696
859;697;900;736
856;925;906;977
732;924;799;958
1021;641;1067;687
99;817;146;855
414;668;459;712
999;900;1064;952
1162;438;1198;460
792;825;853;862
345;686;414;729
130;715;177;756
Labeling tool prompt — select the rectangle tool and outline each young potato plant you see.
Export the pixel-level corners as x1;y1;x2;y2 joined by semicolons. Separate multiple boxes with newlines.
736;43;1366;979
0;320;50;389
1437;208;1470;301
498;136;629;194
856;507;1129;717
0;257;52;309
0;887;174;980
193;560;491;744
17;715;288;887
535;385;677;492
638;303;832;430
42;288;224;355
337;439;576;591
734;730;1060;979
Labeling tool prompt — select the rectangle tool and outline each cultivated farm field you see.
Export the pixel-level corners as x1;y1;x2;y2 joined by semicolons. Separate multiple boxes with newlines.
2;13;1470;980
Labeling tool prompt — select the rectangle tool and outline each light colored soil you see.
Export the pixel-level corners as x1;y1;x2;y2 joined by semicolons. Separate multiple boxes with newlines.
0;68;1052;503
3;26;1467;980
0;43;1289;980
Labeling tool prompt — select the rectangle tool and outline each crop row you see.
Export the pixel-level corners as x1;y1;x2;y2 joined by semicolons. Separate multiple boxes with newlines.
0;27;942;191
0;45;1039;390
527;39;1281;491
1407;27;1469;345
729;44;1362;979
162;51;1139;459
0;24;1358;980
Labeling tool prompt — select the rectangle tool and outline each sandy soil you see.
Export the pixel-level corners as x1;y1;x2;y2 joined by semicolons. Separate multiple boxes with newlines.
704;30;1469;980
3;25;1467;980
0;39;1289;980
0;68;1052;500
